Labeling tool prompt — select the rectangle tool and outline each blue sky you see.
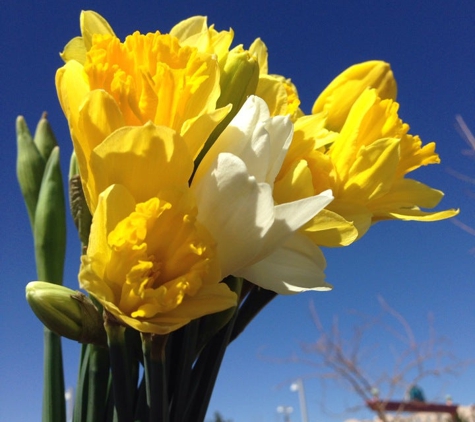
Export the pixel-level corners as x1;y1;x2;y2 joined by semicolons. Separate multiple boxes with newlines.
1;1;475;421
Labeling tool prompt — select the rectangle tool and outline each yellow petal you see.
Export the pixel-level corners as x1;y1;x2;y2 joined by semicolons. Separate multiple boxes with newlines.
377;208;459;222
312;60;397;131
343;137;400;201
170;16;234;59
249;38;268;74
181;105;232;159
89;123;193;211
303;209;358;247
60;36;87;64
370;178;445;211
80;10;115;51
397;135;440;177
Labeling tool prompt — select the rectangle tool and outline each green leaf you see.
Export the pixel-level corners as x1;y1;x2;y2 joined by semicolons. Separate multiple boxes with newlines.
34;146;66;284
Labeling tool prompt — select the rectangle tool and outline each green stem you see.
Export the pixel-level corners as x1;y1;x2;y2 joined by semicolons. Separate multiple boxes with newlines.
105;316;134;422
73;344;90;422
169;321;199;422
182;308;238;422
43;328;66;422
142;334;169;422
86;345;111;422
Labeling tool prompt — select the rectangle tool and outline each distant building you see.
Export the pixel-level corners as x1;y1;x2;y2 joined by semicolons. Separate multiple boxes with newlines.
344;405;475;422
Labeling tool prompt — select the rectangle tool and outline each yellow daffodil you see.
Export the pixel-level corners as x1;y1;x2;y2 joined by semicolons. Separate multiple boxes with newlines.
275;88;459;243
79;123;237;334
56;17;230;212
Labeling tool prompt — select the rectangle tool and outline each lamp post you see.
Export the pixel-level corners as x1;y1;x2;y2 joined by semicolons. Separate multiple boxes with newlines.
277;405;293;422
290;378;309;422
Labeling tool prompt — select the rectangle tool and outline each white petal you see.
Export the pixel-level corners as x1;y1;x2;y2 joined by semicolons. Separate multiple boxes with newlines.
235;234;332;294
193;96;293;186
251;190;333;263
193;153;276;276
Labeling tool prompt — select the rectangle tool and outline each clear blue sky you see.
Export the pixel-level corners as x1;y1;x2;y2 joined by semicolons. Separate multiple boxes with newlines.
1;1;475;421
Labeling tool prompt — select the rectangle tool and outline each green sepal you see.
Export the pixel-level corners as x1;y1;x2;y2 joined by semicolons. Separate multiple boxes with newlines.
34;146;66;284
69;152;92;246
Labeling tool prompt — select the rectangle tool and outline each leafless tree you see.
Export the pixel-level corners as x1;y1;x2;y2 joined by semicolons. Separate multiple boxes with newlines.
447;115;475;251
278;296;470;422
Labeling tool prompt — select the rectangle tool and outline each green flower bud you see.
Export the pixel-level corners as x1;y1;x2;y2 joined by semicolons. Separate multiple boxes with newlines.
217;46;260;115
16;116;45;226
26;282;107;347
33;112;58;162
194;47;259;168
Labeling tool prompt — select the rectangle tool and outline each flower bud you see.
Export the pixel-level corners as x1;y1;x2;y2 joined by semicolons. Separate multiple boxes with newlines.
312;60;397;131
195;47;259;166
33;112;58;162
26;282;107;347
217;46;260;119
16;116;45;226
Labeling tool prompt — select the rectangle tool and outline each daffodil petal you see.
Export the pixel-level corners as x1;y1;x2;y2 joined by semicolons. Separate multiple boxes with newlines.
80;184;136;302
80;10;116;50
60;36;87;63
344;137;400;201
194;96;293;186
377;208;459;222
303;209;358;247
89;123;193;211
193;152;276;276
235;234;332;294
253;190;333;262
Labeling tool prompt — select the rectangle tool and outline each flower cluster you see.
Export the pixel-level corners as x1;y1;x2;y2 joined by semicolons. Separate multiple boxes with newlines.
18;10;459;422
53;11;458;335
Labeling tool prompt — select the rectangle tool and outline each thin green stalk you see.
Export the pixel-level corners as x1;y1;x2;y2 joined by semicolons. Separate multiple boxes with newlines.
142;334;169;422
182;309;239;422
86;345;111;422
73;344;90;422
43;328;66;422
169;321;199;422
105;316;134;422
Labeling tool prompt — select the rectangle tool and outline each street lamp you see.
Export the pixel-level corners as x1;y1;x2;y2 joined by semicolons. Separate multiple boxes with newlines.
277;405;293;422
290;378;309;422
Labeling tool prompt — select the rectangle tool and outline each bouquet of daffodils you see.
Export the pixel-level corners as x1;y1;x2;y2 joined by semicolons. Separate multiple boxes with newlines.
17;11;457;422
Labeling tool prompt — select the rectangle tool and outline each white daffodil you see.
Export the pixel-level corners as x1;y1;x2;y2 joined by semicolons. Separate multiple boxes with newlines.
192;96;334;293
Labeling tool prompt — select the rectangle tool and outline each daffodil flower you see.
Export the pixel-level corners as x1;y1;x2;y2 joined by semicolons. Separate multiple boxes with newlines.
79;124;237;334
276;88;459;243
56;24;230;212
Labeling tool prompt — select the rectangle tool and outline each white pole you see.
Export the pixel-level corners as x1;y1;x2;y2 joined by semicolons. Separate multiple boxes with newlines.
291;378;309;422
